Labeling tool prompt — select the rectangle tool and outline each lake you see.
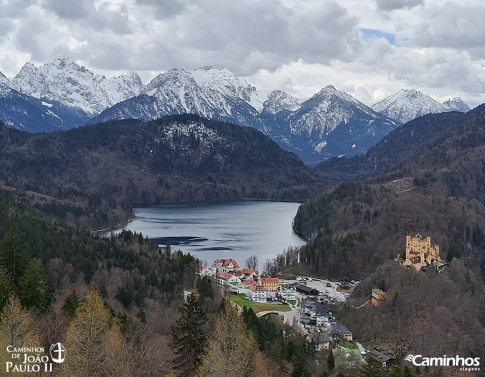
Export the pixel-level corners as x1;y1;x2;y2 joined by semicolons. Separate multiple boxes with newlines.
99;200;306;269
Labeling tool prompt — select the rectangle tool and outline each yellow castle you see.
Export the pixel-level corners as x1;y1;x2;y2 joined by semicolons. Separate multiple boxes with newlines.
396;234;442;271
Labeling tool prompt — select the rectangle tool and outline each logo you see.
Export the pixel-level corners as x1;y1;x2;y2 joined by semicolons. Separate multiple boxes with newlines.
404;354;481;372
50;343;66;363
404;355;418;363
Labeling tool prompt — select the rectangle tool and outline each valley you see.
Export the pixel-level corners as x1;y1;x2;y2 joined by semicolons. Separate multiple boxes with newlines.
0;59;484;377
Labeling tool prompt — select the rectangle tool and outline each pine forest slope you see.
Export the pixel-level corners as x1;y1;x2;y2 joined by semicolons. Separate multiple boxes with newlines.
293;104;485;281
0;115;327;228
287;106;485;363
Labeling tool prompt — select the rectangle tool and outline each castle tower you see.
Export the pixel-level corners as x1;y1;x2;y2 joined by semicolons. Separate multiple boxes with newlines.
399;234;442;271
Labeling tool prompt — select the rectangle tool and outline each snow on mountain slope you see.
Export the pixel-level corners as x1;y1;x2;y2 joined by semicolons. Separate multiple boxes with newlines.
0;71;9;86
143;66;261;117
289;85;392;138
91;66;264;131
11;56;143;116
443;97;471;113
372;89;452;125
262;90;301;115
255;85;398;161
0;82;89;132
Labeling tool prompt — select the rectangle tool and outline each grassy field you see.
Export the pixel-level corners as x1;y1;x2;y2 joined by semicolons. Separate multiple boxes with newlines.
341;341;358;349
230;294;291;313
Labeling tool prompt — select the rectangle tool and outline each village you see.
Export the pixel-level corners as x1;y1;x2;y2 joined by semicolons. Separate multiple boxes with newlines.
198;233;447;370
198;258;395;370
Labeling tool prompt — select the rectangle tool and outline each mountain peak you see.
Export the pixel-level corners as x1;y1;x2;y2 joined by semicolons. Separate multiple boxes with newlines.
144;66;259;112
197;66;215;71
11;57;143;115
262;90;300;115
443;97;470;113
372;89;451;124
315;85;338;95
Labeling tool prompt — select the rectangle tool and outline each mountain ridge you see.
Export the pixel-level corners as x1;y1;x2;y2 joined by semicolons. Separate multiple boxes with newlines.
11;56;144;116
0;57;474;162
0;114;327;228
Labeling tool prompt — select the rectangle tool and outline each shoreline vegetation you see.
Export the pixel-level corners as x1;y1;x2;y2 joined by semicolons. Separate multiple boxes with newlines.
92;214;136;233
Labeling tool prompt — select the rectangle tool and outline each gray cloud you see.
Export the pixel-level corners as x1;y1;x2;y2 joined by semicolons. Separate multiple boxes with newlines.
0;0;483;109
375;0;424;11
138;0;362;75
2;0;360;76
43;0;91;20
0;0;36;37
412;3;485;49
353;41;485;94
134;0;190;19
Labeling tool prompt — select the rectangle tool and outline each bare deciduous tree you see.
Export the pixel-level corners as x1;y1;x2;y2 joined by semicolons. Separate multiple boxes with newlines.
197;299;269;377
0;295;40;361
245;255;258;270
62;286;125;376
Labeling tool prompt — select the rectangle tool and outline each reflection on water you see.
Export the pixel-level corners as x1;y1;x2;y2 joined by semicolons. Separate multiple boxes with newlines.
99;201;306;267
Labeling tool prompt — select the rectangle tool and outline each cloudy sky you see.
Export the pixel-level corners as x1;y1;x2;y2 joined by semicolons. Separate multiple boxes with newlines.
1;0;484;107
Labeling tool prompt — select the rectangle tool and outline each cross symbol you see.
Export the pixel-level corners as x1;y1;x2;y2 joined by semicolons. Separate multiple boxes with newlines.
51;343;65;363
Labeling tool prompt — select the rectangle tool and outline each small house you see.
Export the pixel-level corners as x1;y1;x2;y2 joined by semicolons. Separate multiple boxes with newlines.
308;332;331;350
249;284;268;302
367;349;395;370
330;323;353;341
371;288;386;306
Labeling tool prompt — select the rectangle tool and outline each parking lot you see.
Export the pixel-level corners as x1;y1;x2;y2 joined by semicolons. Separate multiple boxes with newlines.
282;277;350;303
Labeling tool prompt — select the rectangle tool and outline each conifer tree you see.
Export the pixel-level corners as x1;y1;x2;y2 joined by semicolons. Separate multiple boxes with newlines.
327;351;335;372
18;258;49;313
0;226;29;286
0;267;13;311
171;292;208;376
291;355;311;377
62;290;80;316
196;276;214;299
388;357;415;377
360;357;384;377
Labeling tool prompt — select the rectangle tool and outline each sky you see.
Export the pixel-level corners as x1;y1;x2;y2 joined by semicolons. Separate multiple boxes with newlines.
0;0;484;108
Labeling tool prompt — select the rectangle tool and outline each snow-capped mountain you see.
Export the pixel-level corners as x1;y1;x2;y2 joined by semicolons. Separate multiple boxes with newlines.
11;56;143;116
93;78;398;162
0;71;9;86
371;89;453;125
283;85;397;158
443;97;471;113
91;66;263;128
1;57;473;162
261;90;301;115
0;83;89;132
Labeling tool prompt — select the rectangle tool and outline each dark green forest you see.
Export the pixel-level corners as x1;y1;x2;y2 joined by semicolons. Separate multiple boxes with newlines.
0;115;326;230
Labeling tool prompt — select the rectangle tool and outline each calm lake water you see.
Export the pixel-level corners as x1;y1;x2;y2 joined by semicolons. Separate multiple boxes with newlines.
100;201;306;269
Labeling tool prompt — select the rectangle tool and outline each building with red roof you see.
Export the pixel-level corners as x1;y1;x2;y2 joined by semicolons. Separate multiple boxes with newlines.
260;277;280;291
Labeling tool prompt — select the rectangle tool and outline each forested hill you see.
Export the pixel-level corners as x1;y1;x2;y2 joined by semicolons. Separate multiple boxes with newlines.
0;115;327;229
314;109;470;185
0;122;31;150
292;104;485;281
0;187;198;313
